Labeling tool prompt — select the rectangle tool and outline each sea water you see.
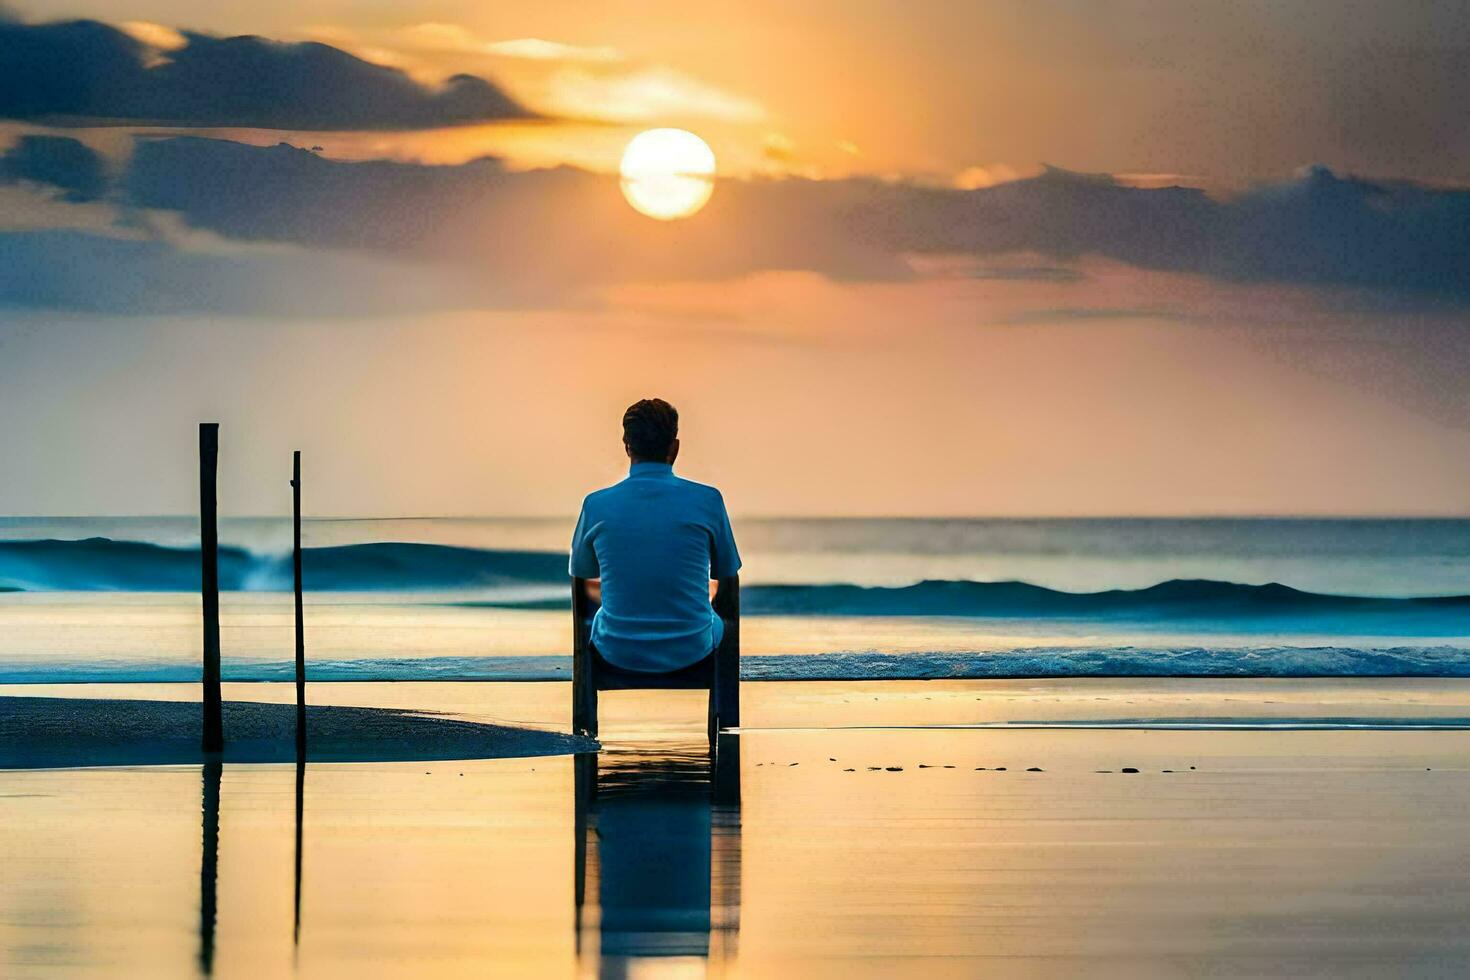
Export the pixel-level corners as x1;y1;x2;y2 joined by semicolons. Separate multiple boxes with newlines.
1;517;1467;681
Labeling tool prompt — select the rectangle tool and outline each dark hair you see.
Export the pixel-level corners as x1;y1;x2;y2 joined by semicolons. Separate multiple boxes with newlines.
623;398;679;461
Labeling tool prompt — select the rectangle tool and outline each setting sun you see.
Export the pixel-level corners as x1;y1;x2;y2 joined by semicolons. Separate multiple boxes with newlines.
618;128;716;220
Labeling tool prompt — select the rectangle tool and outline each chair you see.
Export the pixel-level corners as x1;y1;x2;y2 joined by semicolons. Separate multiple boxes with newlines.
572;576;740;743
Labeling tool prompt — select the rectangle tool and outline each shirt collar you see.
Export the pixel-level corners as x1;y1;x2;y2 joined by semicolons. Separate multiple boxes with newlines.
628;461;674;478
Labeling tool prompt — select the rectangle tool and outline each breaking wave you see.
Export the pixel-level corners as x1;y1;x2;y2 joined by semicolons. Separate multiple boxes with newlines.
2;538;1468;631
0;537;566;592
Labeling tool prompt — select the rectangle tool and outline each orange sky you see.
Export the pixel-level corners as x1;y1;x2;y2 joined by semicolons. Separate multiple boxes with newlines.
2;2;1469;516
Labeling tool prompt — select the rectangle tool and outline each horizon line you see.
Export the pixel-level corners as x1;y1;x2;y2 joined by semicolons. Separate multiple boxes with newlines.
5;513;1470;523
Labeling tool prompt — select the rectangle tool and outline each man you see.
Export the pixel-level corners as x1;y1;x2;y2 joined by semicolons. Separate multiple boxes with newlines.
570;398;741;674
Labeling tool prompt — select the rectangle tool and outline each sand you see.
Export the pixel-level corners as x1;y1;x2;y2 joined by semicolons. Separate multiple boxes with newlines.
0;695;596;768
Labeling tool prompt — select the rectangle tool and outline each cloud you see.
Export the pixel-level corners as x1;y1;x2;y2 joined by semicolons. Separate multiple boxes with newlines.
834;164;1470;302
0;135;108;201
0;229;502;316
117;21;186;55
538;65;765;123
480;38;623;63
7;135;1470;315
902;254;1085;282
320;21;760;125
995;306;1190;325
121;136;902;282
0;184;119;232
0;18;531;130
401;25;622;64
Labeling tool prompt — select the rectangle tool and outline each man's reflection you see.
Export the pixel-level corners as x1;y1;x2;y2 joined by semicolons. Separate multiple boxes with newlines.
576;733;742;977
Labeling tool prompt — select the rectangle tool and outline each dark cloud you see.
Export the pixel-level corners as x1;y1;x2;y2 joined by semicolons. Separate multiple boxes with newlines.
845;164;1470;299
0;135;108;201
123;140;1470;302
6;135;1470;315
0;18;530;130
123;137;905;284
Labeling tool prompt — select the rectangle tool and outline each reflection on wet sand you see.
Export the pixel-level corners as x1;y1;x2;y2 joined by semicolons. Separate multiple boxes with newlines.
14;682;1470;977
292;753;304;949
197;748;308;977
197;759;220;977
192;733;738;978
575;733;742;978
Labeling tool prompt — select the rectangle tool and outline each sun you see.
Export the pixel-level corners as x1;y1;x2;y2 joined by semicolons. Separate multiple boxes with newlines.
619;128;716;220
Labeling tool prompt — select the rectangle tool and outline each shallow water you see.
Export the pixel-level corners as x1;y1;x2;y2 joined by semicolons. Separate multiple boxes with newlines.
2;592;1468;684
6;517;1470;683
5;679;1470;977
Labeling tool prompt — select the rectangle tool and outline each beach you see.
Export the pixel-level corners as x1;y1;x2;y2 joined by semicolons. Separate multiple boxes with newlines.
5;519;1470;975
5;678;1470;978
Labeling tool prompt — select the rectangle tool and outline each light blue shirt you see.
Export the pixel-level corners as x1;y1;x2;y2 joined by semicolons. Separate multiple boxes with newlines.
570;462;742;673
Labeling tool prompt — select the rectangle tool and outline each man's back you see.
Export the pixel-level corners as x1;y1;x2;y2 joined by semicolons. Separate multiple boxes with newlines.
571;461;741;673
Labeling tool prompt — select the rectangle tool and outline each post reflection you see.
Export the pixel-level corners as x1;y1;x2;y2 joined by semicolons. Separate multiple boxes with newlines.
293;751;305;948
197;758;222;977
197;751;307;976
576;733;743;978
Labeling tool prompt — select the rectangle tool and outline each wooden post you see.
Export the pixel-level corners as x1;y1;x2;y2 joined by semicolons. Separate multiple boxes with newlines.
200;423;223;754
292;451;306;754
290;451;307;946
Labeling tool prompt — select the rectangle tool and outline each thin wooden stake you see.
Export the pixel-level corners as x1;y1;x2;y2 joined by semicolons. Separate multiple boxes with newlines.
200;423;223;754
292;450;306;754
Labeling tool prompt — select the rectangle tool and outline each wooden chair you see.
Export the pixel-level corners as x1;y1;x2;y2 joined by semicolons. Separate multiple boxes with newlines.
572;576;740;743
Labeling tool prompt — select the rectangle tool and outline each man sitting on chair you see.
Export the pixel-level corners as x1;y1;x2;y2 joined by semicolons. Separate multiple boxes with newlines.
570;398;741;674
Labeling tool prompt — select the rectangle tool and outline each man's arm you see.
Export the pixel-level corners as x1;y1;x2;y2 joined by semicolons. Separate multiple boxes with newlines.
709;491;742;579
569;502;601;579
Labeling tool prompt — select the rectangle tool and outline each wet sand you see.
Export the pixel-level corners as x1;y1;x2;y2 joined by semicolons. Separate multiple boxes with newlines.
0;697;594;768
3;679;1470;977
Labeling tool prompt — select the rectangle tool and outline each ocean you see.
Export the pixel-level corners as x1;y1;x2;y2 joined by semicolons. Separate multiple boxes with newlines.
1;516;1468;682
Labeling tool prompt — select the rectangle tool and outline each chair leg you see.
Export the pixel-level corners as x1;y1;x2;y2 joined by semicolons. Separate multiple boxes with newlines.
573;678;598;740
713;731;740;806
706;687;718;748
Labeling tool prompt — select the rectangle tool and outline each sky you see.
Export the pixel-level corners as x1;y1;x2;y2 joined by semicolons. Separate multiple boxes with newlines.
1;0;1469;517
